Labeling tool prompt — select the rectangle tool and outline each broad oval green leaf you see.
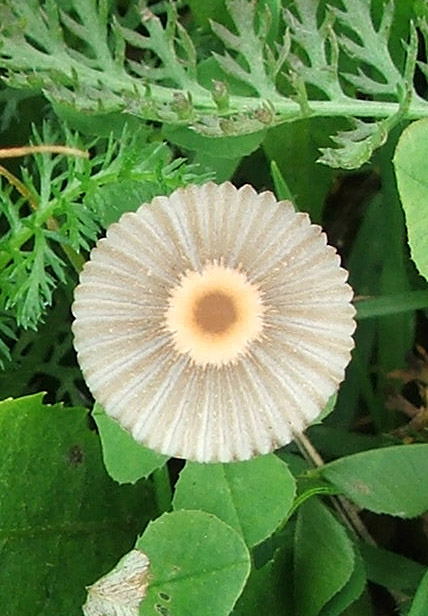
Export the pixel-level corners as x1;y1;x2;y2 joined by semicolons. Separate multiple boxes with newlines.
294;499;355;616
163;125;266;159
173;454;296;547
92;404;167;485
137;510;251;616
321;444;428;517
0;393;156;616
394;119;428;282
232;545;294;616
360;543;425;594
408;566;428;616
52;104;144;137
264;119;336;222
320;547;365;616
311;393;337;425
187;0;228;29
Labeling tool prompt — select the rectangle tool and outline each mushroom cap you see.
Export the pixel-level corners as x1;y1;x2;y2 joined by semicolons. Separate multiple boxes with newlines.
72;181;356;462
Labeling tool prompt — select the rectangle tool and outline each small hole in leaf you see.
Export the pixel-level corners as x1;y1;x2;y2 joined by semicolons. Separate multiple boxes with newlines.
158;591;170;602
155;604;170;616
67;444;84;466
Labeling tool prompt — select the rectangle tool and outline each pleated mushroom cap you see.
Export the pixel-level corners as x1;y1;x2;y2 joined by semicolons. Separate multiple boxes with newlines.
72;182;356;462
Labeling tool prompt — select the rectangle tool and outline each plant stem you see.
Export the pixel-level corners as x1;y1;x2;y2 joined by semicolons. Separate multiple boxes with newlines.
45;218;86;273
0;145;88;159
0;164;38;209
294;431;376;546
124;87;428;126
295;432;410;609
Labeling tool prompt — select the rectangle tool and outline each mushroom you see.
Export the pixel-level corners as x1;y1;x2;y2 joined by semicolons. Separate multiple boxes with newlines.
72;182;356;462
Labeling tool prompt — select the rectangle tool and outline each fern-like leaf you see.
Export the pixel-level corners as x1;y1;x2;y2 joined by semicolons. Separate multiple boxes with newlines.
0;122;209;349
0;0;427;167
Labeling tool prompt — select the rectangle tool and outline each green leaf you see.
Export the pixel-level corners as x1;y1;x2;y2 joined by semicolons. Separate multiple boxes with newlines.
374;139;416;430
86;180;156;229
294;498;355;616
163;125;266;159
193;149;240;183
270;160;295;203
4;226;67;329
188;0;229;29
336;0;408;96
232;545;294;616
0;393;156;616
173;454;296;548
92;404;168;485
1;0;427;165
311;393;338;425
320;546;366;616
137;510;251;616
334;193;384;428
408;567;428;616
263;119;335;221
210;0;280;99
355;290;428;319
0;286;82;404
0;313;15;369
52;105;144;137
290;478;340;519
360;543;425;594
307;426;390;459
285;0;344;101
321;444;428;517
340;590;374;616
0;122;205;335
318;117;394;170
394;118;428;281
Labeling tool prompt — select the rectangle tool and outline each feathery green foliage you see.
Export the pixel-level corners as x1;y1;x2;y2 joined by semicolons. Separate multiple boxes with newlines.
0;0;427;169
0;123;207;366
